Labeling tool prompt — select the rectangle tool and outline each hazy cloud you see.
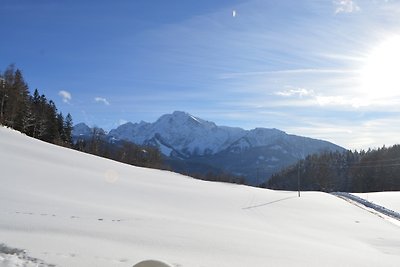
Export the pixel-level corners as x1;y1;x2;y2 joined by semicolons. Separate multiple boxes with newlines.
58;90;72;103
334;0;360;14
219;69;354;79
94;97;110;105
275;88;369;108
275;88;315;98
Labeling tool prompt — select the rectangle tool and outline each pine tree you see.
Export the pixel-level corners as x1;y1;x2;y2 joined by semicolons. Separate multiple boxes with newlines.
22;100;35;136
43;100;59;143
8;69;30;131
31;89;41;137
1;65;15;126
36;94;49;140
56;112;65;144
63;113;73;146
0;76;6;125
1;64;75;149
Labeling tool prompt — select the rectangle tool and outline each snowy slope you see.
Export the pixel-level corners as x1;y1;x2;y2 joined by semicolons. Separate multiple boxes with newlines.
1;126;399;267
354;192;400;213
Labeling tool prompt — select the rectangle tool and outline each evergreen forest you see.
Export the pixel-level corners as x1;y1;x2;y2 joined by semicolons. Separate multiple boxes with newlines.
264;147;400;192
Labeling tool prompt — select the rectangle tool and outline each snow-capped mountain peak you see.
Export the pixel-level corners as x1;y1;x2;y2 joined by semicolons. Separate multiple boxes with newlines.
73;111;342;160
90;111;244;157
155;111;216;130
72;111;344;184
140;111;244;156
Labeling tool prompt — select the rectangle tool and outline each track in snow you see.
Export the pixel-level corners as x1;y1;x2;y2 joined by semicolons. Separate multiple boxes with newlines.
332;192;400;223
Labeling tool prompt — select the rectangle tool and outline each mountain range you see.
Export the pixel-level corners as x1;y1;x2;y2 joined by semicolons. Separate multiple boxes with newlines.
73;111;344;185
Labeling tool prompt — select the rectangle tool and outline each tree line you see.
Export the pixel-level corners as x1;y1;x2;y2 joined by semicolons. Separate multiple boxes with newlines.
0;64;245;182
264;146;400;192
74;127;247;182
74;127;163;169
0;65;73;146
0;65;165;170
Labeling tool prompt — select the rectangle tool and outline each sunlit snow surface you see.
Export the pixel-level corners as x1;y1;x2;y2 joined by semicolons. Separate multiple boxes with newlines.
0;127;399;267
354;192;400;213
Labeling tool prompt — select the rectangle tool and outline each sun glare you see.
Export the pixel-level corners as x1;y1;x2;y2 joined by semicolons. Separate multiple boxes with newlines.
359;35;400;102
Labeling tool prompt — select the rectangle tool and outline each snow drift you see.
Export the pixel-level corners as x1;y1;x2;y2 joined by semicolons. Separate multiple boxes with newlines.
0;126;399;267
354;192;400;213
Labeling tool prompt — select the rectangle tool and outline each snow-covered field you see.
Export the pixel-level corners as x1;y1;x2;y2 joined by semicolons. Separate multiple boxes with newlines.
0;126;399;267
354;192;400;213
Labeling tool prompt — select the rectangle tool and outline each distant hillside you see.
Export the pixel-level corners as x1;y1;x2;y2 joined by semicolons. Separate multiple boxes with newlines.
73;111;344;185
266;146;400;192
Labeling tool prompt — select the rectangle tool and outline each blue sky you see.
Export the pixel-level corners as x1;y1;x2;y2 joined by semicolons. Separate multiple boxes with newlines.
1;0;400;150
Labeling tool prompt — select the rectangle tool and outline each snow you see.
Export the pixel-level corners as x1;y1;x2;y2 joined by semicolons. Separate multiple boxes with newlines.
1;126;400;267
0;243;54;267
332;192;400;226
154;139;174;157
189;115;201;124
0;253;39;267
134;260;172;267
353;192;400;213
108;111;246;156
241;128;284;147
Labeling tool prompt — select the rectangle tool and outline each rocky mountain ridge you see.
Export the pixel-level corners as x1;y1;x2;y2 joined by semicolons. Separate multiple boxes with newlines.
73;111;344;184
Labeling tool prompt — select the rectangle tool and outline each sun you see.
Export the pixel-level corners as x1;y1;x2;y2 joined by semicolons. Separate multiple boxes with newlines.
359;35;400;102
